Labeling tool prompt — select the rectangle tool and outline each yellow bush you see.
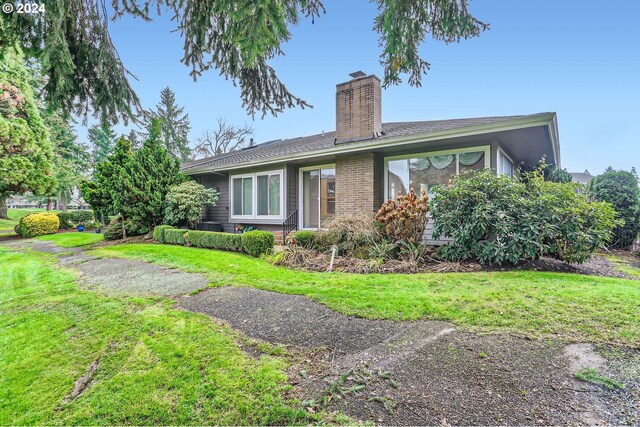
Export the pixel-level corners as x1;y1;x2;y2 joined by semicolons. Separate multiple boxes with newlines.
17;212;60;237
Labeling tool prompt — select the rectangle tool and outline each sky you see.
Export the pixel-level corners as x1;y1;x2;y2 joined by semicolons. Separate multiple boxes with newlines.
82;0;640;175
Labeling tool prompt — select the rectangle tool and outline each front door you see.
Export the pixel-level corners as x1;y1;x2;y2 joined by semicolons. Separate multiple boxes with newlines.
300;166;335;229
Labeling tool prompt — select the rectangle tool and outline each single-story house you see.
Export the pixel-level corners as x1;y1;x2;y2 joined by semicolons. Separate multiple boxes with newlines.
570;169;594;186
182;71;560;242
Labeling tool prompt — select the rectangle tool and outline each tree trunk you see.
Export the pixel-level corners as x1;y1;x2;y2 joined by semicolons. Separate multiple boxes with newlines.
59;193;68;212
121;213;127;238
0;196;8;220
46;199;54;211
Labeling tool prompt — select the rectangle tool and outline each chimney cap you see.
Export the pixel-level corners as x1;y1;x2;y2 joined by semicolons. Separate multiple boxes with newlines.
349;71;367;78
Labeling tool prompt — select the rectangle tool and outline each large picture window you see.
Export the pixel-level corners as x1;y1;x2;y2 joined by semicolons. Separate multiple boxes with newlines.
231;170;283;219
386;147;489;199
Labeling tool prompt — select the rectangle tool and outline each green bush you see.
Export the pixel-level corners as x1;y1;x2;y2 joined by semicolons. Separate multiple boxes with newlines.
16;212;60;237
241;230;274;257
186;230;243;252
103;223;124;241
164;228;188;245
70;210;95;223
153;225;174;243
588;170;640;249
56;212;74;229
164;181;220;229
431;168;619;265
292;230;315;248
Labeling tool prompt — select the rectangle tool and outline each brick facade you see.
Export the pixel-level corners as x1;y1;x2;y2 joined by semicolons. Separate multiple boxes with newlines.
335;153;383;216
335;75;382;142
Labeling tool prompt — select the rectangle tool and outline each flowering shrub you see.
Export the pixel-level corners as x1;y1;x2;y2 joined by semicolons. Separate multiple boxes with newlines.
375;189;429;244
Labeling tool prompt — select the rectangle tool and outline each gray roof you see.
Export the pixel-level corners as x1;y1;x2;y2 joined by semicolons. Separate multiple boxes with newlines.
570;170;594;185
183;113;552;173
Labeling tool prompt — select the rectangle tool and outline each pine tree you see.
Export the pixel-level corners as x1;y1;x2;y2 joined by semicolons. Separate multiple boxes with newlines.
89;123;117;165
149;87;192;161
0;48;56;219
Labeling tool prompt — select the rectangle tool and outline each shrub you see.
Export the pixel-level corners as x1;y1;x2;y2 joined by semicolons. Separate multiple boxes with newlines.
103;223;124;241
186;230;243;252
375;189;429;244
108;215;148;237
16;212;59;237
56;212;74;229
153;225;174;243
164;181;220;229
241;230;274;257
588;170;640;249
70;210;95;223
164;228;188;245
431;168;619;265
292;230;315;248
321;212;378;255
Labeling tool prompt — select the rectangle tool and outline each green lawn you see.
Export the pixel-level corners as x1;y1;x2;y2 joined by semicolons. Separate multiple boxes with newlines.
37;232;104;247
0;246;312;425
0;208;51;232
90;244;640;347
604;254;640;280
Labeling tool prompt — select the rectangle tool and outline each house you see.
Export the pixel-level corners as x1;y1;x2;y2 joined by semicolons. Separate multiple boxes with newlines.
570;169;594;186
182;71;560;242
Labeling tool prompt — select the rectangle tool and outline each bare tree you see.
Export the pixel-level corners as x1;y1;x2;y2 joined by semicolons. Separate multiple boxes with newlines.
193;118;254;159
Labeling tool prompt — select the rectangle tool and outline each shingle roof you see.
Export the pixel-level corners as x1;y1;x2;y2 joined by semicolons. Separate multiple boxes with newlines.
182;113;550;172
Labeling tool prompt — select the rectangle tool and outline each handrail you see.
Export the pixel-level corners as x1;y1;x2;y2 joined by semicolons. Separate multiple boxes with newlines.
282;209;298;242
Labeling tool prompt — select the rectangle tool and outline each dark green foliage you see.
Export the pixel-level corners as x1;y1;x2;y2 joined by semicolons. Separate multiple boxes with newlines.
103;223;124;241
241;230;275;257
164;181;220;229
89;123;117;165
292;230;315;248
56;212;74;229
0;48;56;216
148;87;192;161
164;228;188;245
187;230;243;252
588;170;640;249
543;164;573;183
431;169;619;265
71;210;95;223
153;225;174;243
57;210;94;229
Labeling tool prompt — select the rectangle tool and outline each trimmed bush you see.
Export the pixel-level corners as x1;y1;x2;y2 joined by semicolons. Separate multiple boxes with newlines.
70;210;95;223
186;230;243;252
241;230;274;257
431;168;619;265
164;228;188;245
292;230;315;248
16;212;59;237
153;225;174;243
56;212;74;229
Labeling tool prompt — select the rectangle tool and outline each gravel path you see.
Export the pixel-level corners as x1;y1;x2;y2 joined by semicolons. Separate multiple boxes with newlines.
5;238;638;425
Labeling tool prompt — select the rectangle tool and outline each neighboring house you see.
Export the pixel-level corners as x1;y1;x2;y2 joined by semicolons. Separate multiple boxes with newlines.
570;169;594;186
182;71;560;242
7;196;39;209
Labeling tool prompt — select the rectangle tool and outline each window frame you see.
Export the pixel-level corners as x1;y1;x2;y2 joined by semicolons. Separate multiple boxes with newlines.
383;145;491;200
497;147;515;178
229;169;284;221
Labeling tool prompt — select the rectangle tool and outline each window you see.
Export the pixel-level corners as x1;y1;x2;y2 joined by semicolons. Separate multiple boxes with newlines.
497;149;514;178
386;147;489;199
231;170;283;219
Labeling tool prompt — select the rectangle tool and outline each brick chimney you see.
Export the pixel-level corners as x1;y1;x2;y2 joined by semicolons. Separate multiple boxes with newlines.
335;71;382;143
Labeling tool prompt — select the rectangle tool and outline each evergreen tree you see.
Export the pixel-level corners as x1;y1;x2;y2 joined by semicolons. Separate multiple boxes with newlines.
89;123;117;165
149;87;191;161
120;118;184;231
0;48;56;219
2;0;487;120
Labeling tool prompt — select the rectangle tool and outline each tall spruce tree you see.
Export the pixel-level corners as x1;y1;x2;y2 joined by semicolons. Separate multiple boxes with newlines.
1;1;487;121
89;123;117;165
121;118;184;232
0;48;56;219
149;87;191;161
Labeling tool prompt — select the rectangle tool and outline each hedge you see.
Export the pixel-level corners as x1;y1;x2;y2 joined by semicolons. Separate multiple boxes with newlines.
186;230;243;252
153;225;174;243
16;212;60;237
241;230;275;257
164;228;188;245
292;230;315;248
56;210;95;229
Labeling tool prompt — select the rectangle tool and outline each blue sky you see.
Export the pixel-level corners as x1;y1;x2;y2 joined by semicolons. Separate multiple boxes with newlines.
86;0;640;174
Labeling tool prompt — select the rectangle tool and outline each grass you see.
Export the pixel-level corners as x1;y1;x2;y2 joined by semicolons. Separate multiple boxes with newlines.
0;208;52;232
604;253;640;279
0;246;312;425
574;368;624;390
89;244;640;347
37;232;104;247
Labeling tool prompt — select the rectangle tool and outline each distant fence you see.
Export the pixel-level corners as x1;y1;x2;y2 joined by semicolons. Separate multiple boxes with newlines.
608;227;640;251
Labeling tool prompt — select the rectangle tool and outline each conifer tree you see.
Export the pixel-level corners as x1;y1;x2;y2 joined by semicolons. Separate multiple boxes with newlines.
148;87;191;161
0;48;56;218
89;123;117;165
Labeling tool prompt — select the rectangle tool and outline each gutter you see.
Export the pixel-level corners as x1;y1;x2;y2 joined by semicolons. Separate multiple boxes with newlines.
183;113;558;175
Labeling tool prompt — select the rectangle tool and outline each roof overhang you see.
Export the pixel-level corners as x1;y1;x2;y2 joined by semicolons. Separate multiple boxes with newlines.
183;113;560;175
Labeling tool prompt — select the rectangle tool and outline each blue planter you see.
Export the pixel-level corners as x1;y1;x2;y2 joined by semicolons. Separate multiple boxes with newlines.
77;225;85;232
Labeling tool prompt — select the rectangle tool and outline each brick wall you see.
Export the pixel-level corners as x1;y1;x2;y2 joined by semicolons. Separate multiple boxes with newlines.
335;75;382;142
335;153;383;216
